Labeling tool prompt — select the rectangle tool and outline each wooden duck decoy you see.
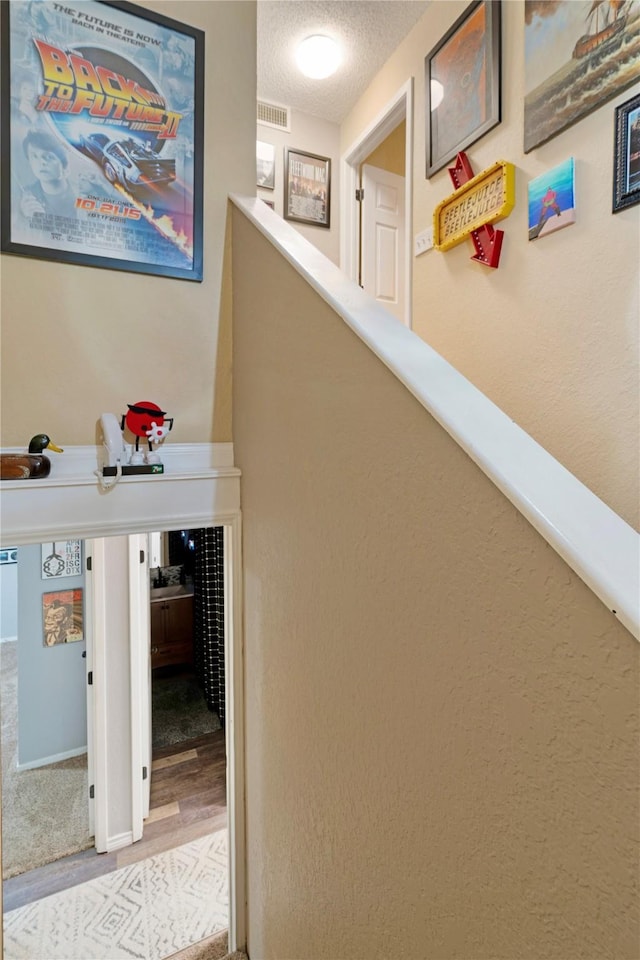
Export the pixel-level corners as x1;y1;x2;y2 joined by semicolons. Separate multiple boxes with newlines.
0;434;63;479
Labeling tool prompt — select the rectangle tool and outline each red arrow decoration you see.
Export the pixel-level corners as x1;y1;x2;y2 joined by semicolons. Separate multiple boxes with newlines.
470;224;503;269
448;152;474;190
440;151;507;269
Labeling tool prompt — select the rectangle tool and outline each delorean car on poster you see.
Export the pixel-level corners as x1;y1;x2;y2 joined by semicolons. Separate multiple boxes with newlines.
0;0;204;280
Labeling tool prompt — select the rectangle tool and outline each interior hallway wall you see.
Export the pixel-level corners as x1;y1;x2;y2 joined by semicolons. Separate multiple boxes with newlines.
257;107;341;264
341;0;640;529
232;207;639;960
0;0;257;447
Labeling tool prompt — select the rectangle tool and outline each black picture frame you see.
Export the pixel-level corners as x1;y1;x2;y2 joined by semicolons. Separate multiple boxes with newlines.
284;148;331;228
613;93;640;214
0;0;204;281
425;0;501;178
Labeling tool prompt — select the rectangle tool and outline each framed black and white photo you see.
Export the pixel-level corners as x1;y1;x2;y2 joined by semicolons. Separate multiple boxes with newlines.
1;0;204;280
284;148;331;228
425;0;501;178
613;93;640;214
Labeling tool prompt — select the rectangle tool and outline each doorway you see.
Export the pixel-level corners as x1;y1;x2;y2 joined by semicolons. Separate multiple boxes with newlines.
341;78;414;328
1;541;92;886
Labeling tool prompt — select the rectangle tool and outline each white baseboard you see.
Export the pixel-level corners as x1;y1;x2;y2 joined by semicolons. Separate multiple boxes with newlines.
17;745;87;770
106;830;134;852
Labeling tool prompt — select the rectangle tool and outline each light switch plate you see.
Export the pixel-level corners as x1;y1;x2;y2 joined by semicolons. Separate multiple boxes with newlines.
414;227;433;256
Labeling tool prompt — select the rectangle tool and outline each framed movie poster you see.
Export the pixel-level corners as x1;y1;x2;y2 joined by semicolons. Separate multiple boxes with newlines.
524;1;640;153
613;93;640;214
425;0;501;178
43;589;84;646
0;0;204;281
284;148;331;228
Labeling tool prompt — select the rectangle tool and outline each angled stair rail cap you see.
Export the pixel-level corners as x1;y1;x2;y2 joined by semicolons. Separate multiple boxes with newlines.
230;195;640;641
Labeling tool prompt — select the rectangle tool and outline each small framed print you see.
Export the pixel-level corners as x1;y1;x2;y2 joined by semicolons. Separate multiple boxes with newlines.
41;540;82;579
43;589;84;646
613;93;640;214
257;140;275;190
284;148;331;228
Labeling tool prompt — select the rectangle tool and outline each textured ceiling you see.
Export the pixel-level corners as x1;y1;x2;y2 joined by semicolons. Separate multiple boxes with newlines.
257;0;430;124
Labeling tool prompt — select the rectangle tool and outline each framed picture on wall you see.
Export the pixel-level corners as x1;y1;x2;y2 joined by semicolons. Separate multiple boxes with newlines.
0;0;204;281
257;140;275;190
284;148;331;228
41;540;82;579
425;0;501;178
43;589;84;646
524;1;640;154
613;93;640;214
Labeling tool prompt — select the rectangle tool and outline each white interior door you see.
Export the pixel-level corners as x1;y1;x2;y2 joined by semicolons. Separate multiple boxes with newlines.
361;163;405;323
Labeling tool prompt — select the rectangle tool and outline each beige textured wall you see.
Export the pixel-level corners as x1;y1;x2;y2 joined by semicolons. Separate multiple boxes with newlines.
341;0;640;529
232;208;639;960
362;119;406;176
257;108;341;264
0;1;256;446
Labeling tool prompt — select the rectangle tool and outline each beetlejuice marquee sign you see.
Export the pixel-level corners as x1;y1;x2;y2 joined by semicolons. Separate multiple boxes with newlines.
433;152;515;268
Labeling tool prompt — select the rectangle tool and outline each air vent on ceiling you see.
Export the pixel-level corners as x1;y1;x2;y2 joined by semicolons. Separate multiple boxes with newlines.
257;99;291;132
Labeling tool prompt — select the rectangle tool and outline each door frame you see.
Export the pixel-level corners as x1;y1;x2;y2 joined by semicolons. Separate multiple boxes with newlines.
340;78;414;328
87;515;245;952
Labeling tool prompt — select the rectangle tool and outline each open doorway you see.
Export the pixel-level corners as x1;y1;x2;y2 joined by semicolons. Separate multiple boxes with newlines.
1;541;92;889
149;529;222;755
341;78;414;328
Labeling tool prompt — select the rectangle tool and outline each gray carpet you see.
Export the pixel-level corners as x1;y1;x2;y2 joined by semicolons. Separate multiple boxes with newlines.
1;640;92;879
152;671;221;749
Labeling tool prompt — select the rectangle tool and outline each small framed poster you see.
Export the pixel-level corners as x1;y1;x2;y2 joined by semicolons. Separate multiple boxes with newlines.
43;589;84;646
284;148;331;228
41;540;82;579
613;93;640;214
257;140;275;190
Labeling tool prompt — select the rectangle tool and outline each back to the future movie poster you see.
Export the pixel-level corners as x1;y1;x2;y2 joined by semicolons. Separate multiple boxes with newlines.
1;0;204;280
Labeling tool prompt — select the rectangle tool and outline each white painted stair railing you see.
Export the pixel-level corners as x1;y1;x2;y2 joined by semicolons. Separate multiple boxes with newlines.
230;194;639;641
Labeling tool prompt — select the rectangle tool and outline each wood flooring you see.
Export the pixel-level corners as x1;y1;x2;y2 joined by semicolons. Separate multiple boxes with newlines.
3;729;226;912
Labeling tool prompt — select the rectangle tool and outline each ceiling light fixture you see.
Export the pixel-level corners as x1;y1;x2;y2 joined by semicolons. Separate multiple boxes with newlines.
295;35;341;80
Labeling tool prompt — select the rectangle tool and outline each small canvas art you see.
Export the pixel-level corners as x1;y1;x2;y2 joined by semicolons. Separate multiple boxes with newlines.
43;589;84;646
528;158;576;241
41;540;82;579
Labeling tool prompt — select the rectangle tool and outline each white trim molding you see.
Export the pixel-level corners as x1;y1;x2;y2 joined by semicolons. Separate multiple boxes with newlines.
231;194;640;642
0;443;240;545
17;746;87;771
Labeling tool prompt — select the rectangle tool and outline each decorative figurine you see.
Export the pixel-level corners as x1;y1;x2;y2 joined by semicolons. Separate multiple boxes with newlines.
122;401;173;466
0;434;63;479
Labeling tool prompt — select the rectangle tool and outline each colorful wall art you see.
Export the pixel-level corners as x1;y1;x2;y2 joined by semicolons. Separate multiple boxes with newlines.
528;158;576;241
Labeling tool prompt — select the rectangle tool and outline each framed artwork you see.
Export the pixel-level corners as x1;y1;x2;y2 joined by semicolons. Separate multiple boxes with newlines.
524;1;640;153
257;140;275;190
284;148;331;228
527;157;576;240
0;0;204;281
425;0;501;178
41;540;82;579
0;547;17;564
43;589;84;646
613;93;640;214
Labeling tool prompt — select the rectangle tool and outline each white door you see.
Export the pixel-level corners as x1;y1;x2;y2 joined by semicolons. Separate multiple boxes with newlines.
361;164;405;323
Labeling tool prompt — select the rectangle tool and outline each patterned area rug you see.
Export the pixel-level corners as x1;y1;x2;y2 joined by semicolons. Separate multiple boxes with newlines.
3;830;228;960
152;672;221;749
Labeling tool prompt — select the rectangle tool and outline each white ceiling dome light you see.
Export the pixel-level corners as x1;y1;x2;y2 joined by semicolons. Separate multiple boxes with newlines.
295;34;342;79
